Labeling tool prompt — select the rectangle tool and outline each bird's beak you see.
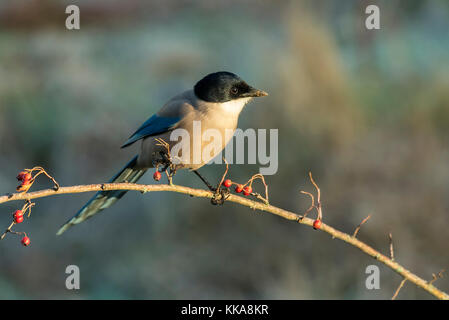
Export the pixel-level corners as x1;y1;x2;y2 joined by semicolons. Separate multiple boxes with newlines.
242;86;268;98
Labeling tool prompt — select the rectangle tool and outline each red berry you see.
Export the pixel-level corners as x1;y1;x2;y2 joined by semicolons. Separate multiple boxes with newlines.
153;171;161;181
21;236;31;246
243;186;252;196
13;210;23;218
16;172;25;180
235;185;243;193
223;179;232;188
13;210;24;223
23;173;32;182
17;172;31;182
313;219;322;230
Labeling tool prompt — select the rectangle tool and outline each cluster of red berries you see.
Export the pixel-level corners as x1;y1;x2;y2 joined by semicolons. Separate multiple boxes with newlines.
10;210;31;246
223;179;253;196
152;171;254;197
7;169;54;247
16;171;32;192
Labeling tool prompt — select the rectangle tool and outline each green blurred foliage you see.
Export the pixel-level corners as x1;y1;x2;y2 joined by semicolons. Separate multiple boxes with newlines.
1;0;449;299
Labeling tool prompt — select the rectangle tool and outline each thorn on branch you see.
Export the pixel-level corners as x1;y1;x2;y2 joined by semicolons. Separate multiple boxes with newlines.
353;214;371;238
429;270;445;285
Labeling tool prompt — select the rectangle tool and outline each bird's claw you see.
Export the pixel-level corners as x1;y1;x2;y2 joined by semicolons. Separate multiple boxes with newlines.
152;151;178;184
152;151;171;168
211;187;230;206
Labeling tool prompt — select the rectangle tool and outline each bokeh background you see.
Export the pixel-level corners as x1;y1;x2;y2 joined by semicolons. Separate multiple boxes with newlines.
1;0;449;299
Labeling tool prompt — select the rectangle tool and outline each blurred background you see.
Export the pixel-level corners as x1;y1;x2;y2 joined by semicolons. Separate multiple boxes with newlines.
1;0;449;299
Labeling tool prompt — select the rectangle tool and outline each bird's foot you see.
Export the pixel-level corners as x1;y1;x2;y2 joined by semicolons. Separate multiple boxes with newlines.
152;151;172;168
153;151;178;184
211;186;230;206
192;169;229;205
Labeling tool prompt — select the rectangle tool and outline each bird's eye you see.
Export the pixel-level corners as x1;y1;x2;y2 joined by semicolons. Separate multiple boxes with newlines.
231;87;238;95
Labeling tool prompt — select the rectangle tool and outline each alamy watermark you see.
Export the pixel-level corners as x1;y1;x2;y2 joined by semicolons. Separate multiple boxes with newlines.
168;121;278;175
365;4;380;30
66;4;380;31
65;5;80;30
65;265;80;290
365;265;380;290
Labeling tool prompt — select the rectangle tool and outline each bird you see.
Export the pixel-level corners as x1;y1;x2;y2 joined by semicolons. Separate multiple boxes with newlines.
56;71;268;235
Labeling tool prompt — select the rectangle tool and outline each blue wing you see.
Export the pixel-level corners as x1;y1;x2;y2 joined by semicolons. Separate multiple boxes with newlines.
121;114;181;148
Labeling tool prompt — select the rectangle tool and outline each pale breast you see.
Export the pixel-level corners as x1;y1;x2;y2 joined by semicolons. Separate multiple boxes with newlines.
137;93;249;170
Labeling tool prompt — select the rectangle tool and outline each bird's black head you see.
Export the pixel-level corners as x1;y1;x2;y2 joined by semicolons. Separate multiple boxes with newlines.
194;71;268;102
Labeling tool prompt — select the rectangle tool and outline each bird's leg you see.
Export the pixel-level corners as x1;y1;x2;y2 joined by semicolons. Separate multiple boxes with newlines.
159;151;171;172
193;170;214;191
167;166;178;186
161;152;179;185
193;170;229;205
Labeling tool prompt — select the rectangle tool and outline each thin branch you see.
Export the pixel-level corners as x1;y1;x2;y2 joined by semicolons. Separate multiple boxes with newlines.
217;158;230;190
242;173;270;204
1;182;448;300
30;167;60;190
299;191;315;218
392;279;407;300
1;221;15;240
353;215;371;238
389;232;395;261
429;270;445;285
308;172;322;220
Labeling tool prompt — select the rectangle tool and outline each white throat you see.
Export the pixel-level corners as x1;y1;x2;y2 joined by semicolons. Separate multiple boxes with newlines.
219;97;252;115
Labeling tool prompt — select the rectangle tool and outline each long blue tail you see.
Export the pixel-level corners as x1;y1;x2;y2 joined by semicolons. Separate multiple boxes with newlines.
56;155;147;235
